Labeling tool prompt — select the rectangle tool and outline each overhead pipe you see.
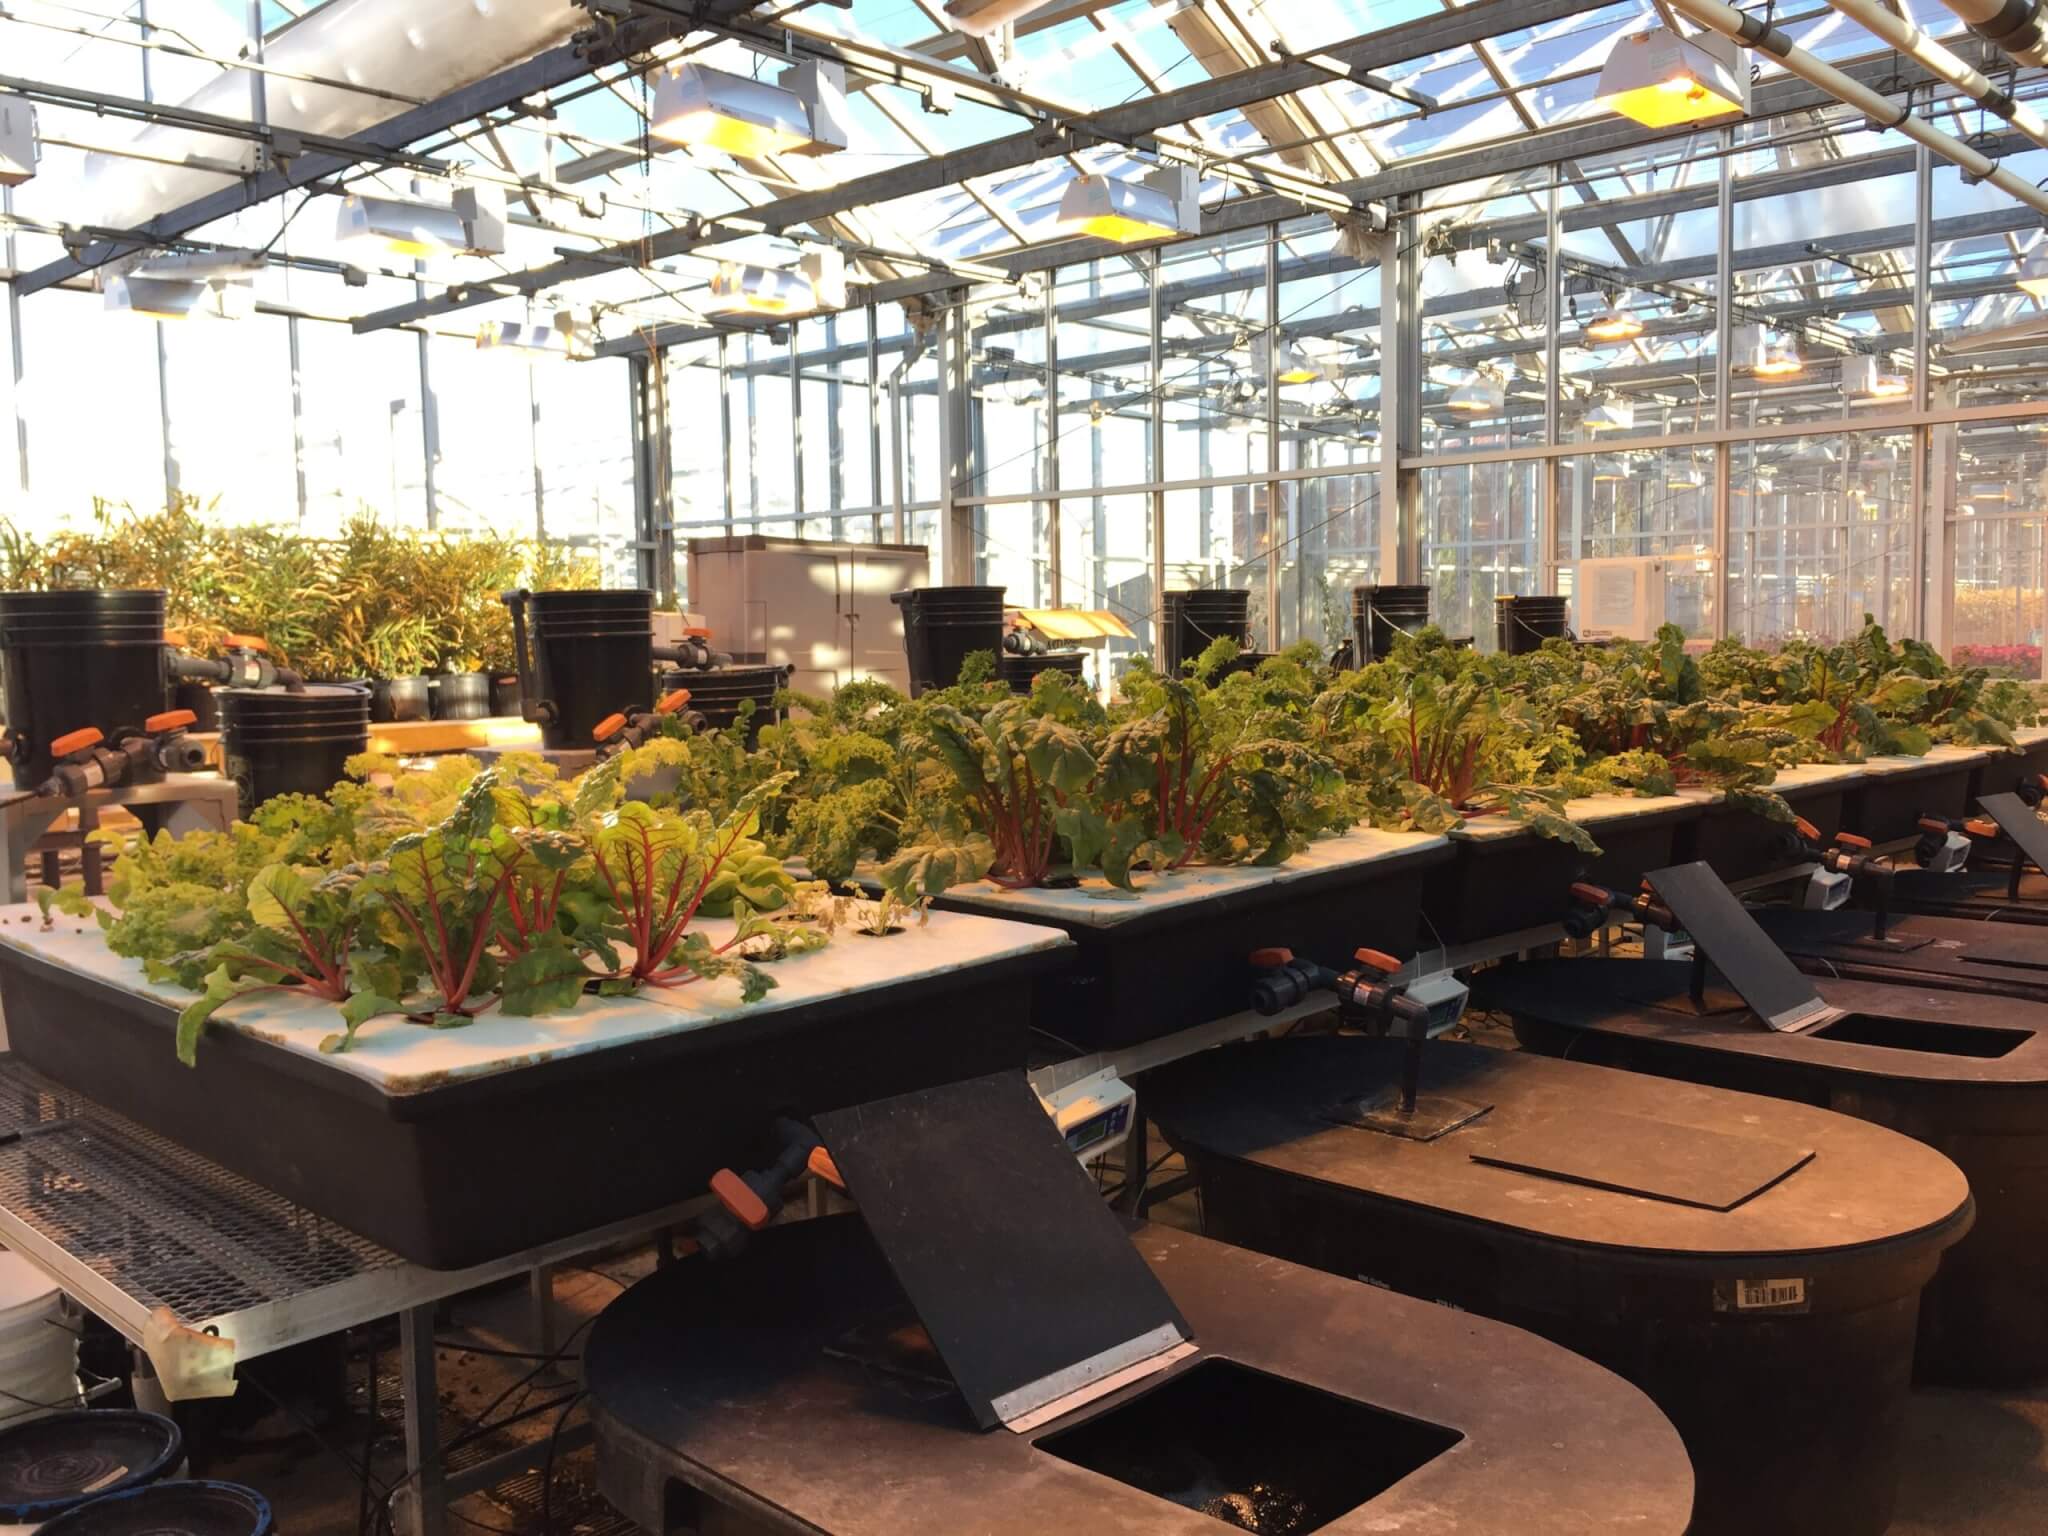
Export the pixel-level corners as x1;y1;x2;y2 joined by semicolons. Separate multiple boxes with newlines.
1825;0;2048;150
1668;0;2048;220
1940;0;2048;68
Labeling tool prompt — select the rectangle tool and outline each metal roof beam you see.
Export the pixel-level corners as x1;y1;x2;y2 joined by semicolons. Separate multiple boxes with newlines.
350;0;1613;335
8;6;720;297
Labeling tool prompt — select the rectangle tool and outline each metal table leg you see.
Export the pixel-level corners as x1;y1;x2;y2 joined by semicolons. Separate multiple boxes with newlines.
399;1303;445;1536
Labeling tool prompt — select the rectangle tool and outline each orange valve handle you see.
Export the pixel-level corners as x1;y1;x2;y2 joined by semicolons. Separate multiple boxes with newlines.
1569;882;1613;907
656;688;693;714
806;1146;846;1191
164;628;188;648
1917;817;1951;835
1967;818;1999;838
684;626;713;638
1352;947;1401;974
1247;947;1295;968
591;712;628;744
48;727;104;758
146;709;198;734
709;1168;772;1231
225;633;269;653
1794;816;1821;842
1835;832;1873;850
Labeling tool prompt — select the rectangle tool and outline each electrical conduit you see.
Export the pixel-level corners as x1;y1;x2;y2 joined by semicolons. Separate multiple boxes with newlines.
1667;0;2048;219
1826;0;2048;149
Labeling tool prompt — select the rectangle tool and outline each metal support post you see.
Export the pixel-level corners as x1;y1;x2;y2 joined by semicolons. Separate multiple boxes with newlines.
1713;128;1734;640
1265;228;1282;645
398;1303;445;1536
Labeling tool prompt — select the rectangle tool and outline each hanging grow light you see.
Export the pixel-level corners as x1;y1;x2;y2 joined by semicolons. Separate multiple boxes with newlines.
1252;335;1328;385
477;310;596;360
1585;294;1645;344
1595;25;1752;128
1666;465;1705;491
650;61;849;159
101;248;263;321
1592;457;1628;483
1843;354;1909;400
1584;394;1636;432
1446;372;1506;413
1753;333;1804;378
335;186;505;258
1056;166;1201;244
705;248;849;318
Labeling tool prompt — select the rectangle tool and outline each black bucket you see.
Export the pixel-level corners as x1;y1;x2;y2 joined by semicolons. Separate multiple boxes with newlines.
1496;595;1572;655
1162;589;1252;674
998;652;1088;695
503;589;654;750
489;673;522;717
172;679;219;733
1352;584;1430;662
660;665;790;743
892;587;1005;697
0;590;169;786
369;676;430;724
39;1479;273;1536
431;672;492;722
220;684;370;815
0;1411;184;1526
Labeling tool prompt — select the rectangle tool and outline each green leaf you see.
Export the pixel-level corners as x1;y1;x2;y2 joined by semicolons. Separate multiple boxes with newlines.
174;963;273;1067
877;834;995;903
500;942;591;1016
319;990;403;1055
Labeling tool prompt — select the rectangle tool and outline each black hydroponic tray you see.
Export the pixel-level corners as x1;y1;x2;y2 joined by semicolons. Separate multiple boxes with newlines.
1969;732;2048;802
1139;1036;1971;1536
0;911;1068;1269
1675;764;1864;884
587;1217;1695;1536
1483;956;2048;1383
1422;797;1703;945
929;829;1455;1051
1839;751;1983;842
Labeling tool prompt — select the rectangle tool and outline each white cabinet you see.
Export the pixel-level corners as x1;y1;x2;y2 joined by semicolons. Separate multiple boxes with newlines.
686;536;930;697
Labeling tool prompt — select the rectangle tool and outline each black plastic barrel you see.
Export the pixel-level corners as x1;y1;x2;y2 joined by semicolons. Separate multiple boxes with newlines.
39;1479;273;1536
0;1411;183;1527
489;673;522;717
892;586;1005;697
172;679;219;733
431;672;491;722
506;589;654;750
1352;584;1430;662
369;676;430;724
1162;588;1252;674
220;684;370;815
0;590;168;786
660;665;790;743
998;652;1088;695
1496;595;1571;655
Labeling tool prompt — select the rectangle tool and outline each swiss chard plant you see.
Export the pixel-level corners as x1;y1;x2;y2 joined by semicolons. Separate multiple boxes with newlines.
894;677;1101;889
1313;630;1598;850
1090;646;1345;888
579;774;818;997
172;864;410;1062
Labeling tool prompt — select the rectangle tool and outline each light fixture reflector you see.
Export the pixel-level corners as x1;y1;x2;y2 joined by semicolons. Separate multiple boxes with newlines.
1056;167;1200;244
1596;26;1752;128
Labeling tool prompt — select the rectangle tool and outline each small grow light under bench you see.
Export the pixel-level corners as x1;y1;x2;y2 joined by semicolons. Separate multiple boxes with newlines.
930;827;1455;1051
0;904;1071;1269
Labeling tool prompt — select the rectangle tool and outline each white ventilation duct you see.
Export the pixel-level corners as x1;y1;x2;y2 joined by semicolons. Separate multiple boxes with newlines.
1939;0;2048;68
85;0;586;232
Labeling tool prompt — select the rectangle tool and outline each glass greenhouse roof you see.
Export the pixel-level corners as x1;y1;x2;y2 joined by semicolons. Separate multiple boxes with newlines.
2;0;2047;358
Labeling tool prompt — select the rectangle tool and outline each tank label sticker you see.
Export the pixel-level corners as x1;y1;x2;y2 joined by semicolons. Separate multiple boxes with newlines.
1716;1276;1810;1313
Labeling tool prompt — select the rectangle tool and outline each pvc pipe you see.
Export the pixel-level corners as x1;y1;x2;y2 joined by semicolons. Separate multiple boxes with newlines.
1826;0;2048;150
1940;0;2048;69
1669;0;2048;219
